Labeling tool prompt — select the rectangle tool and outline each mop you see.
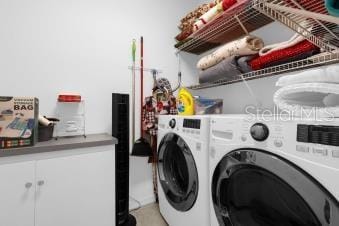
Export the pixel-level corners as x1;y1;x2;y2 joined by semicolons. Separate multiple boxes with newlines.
132;36;153;157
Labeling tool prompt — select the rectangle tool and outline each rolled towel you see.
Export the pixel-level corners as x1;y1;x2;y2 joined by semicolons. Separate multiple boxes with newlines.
179;2;216;31
193;2;224;31
197;35;264;70
326;0;339;17
263;49;318;69
39;115;52;126
193;0;237;31
276;65;339;87
274;83;339;118
199;55;254;84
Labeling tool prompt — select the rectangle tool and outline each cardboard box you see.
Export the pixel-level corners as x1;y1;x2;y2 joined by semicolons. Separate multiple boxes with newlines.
0;97;39;149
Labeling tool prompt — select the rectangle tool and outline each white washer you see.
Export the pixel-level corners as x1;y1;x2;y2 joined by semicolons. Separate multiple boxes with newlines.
209;115;339;226
157;115;210;226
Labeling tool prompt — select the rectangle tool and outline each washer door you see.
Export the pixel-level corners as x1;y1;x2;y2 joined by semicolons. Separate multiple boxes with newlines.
158;133;199;212
212;149;339;226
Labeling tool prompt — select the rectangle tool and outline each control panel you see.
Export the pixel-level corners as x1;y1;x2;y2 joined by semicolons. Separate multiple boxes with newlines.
297;124;339;147
169;119;176;129
297;124;339;160
250;123;270;142
183;119;201;130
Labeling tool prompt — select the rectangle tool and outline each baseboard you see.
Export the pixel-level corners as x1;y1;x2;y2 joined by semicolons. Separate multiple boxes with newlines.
129;195;156;211
139;195;156;206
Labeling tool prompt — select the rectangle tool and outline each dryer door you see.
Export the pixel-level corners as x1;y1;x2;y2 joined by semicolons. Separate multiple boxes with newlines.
212;149;339;226
158;133;198;212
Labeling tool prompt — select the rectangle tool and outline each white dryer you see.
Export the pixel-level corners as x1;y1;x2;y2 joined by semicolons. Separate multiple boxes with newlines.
209;115;339;226
157;115;210;226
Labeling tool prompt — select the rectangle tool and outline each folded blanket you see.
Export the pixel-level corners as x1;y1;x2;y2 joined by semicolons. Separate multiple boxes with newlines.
263;49;319;68
259;31;308;56
259;20;314;57
326;0;339;17
274;83;339;117
199;55;254;84
197;35;264;70
249;40;319;71
276;65;339;87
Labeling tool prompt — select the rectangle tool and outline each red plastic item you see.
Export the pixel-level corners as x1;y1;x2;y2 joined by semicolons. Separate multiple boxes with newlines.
58;94;81;102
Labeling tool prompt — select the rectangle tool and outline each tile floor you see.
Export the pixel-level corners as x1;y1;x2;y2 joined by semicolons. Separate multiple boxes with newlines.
131;203;168;226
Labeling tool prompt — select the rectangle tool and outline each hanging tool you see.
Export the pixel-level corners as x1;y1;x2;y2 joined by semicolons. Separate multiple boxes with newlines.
140;36;144;137
132;36;152;157
131;39;136;144
152;53;182;94
152;71;182;96
174;53;183;92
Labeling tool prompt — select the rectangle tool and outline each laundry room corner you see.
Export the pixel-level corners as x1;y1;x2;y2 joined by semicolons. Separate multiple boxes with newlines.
1;0;339;226
0;0;199;209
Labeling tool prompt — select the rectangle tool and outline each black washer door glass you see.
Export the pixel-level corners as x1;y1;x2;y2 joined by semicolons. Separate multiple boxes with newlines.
158;133;199;212
221;167;320;226
163;141;189;195
211;150;339;226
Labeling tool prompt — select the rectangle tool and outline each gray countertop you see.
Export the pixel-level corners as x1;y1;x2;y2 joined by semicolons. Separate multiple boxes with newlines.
0;134;118;157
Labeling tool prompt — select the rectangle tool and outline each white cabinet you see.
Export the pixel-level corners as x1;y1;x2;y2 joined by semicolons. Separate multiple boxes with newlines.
0;161;35;226
0;147;115;226
35;151;115;226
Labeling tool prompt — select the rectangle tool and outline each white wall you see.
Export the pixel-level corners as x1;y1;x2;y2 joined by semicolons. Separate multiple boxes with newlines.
0;0;198;206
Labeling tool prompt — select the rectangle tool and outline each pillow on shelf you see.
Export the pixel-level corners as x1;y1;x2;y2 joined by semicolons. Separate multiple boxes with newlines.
197;35;264;70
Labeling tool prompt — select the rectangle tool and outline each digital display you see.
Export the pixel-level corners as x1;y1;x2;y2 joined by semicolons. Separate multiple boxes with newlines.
183;119;201;129
297;124;339;147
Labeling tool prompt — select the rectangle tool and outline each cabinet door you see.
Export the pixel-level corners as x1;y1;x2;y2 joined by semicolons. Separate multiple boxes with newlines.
35;150;115;226
0;161;35;226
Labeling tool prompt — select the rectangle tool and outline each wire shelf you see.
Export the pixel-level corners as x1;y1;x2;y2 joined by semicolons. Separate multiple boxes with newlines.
176;0;273;55
188;52;339;90
254;0;339;53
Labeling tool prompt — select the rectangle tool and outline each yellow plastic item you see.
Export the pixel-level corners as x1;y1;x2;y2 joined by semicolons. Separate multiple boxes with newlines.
178;88;194;115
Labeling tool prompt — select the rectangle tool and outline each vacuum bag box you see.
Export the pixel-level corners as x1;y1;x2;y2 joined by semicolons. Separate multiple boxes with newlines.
0;97;39;149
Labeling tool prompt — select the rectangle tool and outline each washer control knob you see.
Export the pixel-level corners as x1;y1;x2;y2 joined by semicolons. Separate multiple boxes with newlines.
241;135;247;142
169;119;176;129
250;123;269;142
274;139;283;148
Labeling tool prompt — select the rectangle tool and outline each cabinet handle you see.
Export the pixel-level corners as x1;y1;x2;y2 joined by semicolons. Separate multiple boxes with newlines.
37;180;45;186
25;182;33;189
